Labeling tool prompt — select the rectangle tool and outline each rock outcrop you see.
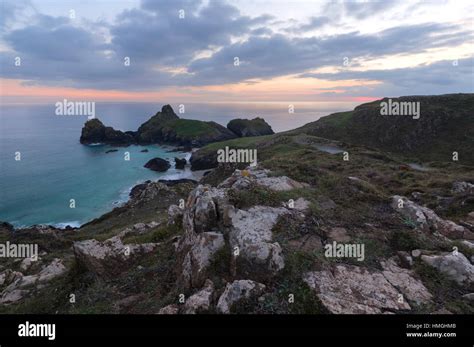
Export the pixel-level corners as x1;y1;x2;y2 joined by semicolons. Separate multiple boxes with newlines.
175;166;309;289
189;150;220;171
452;181;474;195
218;167;308;191
183;279;214;314
227;118;274;137
80;119;135;145
174;157;187;170
144;157;171;172
0;259;67;304
179;232;225;289
303;259;433;314
229;206;288;276
391;195;474;240
158;304;179;314
167;205;184;226
216;280;266;314
421;252;474;285
73;236;160;277
380;259;433;305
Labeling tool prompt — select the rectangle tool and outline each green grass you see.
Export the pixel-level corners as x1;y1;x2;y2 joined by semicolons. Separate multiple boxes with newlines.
168;119;217;137
318;111;353;127
413;262;473;314
122;224;182;244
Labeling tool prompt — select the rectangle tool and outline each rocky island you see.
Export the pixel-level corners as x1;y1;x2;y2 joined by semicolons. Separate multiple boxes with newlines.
80;105;274;148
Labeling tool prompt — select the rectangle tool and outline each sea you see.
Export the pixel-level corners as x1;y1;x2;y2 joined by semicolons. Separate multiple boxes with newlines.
0;101;357;228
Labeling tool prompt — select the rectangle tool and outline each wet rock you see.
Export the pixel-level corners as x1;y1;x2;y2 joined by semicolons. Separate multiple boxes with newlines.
175;157;187;170
144;157;171;172
216;280;266;314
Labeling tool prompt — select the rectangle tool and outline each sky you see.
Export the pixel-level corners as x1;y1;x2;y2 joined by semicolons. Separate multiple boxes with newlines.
0;0;473;103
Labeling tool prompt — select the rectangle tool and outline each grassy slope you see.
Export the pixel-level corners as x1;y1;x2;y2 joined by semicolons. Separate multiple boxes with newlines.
163;119;229;139
291;94;474;165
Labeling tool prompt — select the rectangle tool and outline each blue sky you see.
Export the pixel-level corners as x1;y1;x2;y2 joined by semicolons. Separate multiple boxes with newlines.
0;0;473;103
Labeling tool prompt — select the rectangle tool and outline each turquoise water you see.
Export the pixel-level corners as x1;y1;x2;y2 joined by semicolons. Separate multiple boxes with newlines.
0;102;355;228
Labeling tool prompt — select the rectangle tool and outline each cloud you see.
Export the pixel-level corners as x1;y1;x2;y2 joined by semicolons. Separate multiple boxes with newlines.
110;0;272;66
284;16;331;32
185;23;472;85
0;0;472;98
0;0;273;90
303;57;474;97
325;0;400;20
302;57;474;87
0;0;32;31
